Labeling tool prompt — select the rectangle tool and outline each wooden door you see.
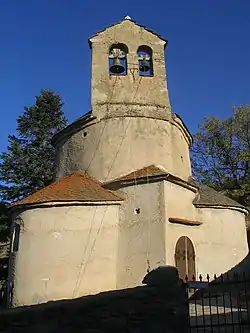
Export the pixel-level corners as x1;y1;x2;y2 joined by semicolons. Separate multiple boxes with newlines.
175;236;196;281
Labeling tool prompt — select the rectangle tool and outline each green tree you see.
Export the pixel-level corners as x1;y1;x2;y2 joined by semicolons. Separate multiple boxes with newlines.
191;105;250;208
0;202;10;288
0;203;9;243
0;89;67;202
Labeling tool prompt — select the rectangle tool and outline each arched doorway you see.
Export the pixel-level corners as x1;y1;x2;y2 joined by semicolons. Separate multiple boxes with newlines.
175;236;196;281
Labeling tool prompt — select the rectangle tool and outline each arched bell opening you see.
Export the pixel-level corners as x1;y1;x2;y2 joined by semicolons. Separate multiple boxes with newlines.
174;236;196;281
108;43;128;75
137;45;153;76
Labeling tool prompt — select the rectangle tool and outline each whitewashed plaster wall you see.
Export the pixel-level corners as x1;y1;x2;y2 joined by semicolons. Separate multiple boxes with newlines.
117;181;166;289
164;181;248;278
55;117;192;183
10;203;120;307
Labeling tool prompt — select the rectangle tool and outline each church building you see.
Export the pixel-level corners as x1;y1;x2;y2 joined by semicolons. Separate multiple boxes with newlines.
8;17;249;307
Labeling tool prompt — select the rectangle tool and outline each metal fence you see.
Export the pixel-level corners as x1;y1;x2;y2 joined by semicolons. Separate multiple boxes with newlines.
186;273;250;332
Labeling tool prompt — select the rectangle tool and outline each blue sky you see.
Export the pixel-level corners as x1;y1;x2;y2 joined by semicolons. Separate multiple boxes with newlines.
0;0;250;154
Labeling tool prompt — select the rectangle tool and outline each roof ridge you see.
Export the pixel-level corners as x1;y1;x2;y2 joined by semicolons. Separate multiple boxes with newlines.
12;172;124;207
83;173;123;201
11;173;80;206
104;165;171;185
88;18;167;47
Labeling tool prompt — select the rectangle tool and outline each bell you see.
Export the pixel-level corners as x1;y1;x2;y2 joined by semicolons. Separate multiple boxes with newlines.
139;58;150;73
109;57;125;74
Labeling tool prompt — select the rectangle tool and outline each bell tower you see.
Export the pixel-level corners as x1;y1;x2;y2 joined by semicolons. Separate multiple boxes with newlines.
88;16;172;120
54;17;192;183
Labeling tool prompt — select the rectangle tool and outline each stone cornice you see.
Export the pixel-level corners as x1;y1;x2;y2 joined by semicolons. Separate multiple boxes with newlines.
9;200;122;213
194;204;249;215
104;172;199;193
168;217;202;226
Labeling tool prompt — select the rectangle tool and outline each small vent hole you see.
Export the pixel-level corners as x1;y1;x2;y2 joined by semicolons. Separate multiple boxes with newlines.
83;132;88;137
135;208;141;214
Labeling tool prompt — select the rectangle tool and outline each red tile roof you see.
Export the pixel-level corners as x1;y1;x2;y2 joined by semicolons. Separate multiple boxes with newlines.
13;172;124;207
110;165;167;183
106;165;247;211
12;166;246;213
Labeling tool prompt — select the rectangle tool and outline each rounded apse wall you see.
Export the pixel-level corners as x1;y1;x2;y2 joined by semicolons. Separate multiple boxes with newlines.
10;204;120;306
55;116;192;183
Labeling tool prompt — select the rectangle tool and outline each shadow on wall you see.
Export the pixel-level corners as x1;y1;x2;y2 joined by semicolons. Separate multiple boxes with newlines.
0;266;189;333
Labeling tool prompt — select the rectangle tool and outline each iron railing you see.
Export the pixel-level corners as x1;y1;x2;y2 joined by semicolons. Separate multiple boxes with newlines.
186;273;250;332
